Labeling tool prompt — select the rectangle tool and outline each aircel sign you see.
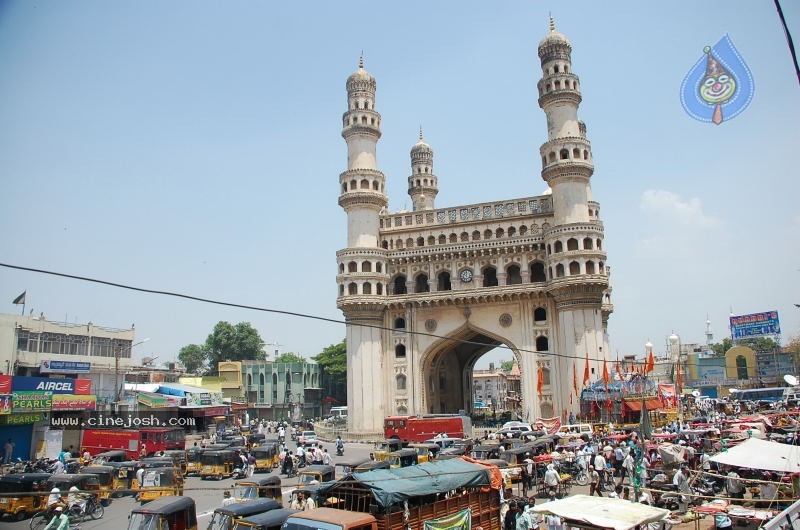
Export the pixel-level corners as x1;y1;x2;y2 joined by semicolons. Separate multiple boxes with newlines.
11;376;91;395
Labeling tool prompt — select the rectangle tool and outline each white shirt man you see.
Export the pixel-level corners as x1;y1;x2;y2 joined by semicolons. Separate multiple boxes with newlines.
321;449;332;466
544;465;560;488
593;453;606;472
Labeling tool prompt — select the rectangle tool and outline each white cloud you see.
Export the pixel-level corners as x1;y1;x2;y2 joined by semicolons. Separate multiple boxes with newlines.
639;189;719;227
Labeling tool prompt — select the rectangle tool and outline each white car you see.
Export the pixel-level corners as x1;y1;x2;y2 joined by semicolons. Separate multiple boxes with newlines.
298;430;317;445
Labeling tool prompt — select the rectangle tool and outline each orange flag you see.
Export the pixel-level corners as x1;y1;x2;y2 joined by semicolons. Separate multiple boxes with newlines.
537;364;544;397
646;350;655;373
573;361;578;396
602;358;610;388
583;352;590;386
615;360;623;378
676;358;683;393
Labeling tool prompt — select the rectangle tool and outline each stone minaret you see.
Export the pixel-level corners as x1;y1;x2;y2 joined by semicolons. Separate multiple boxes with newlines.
537;18;610;418
408;128;438;211
337;57;389;435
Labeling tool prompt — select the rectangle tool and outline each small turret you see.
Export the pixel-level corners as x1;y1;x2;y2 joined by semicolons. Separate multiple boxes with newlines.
408;128;438;211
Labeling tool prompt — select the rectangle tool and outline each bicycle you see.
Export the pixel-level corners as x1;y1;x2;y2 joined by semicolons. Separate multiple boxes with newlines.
30;497;103;530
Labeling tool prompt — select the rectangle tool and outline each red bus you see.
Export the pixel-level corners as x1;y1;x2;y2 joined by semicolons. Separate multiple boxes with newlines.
81;428;185;459
384;415;472;444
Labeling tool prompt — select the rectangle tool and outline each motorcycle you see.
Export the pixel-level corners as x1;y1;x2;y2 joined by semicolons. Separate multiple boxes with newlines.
231;466;247;480
336;445;344;457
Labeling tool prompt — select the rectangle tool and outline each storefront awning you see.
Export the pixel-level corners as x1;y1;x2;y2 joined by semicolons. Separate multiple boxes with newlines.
623;398;662;412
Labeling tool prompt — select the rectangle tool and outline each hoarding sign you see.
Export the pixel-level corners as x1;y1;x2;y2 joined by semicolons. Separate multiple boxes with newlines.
0;394;11;415
12;391;53;412
51;394;96;411
12;377;81;395
0;412;47;425
0;375;11;393
40;361;91;373
730;311;780;339
74;379;92;395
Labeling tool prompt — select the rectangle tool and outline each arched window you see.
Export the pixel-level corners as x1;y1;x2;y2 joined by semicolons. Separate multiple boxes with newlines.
547;244;552;255
417;237;424;247
350;179;357;190
548;266;553;279
438;235;446;244
520;225;528;236
339;263;345;274
393;275;407;295
395;239;404;249
372;181;379;190
555;264;565;277
598;261;604;274
449;234;457;243
482;266;498;287
554;241;563;253
472;231;481;241
534;307;547;322
530;262;546;282
506;265;522;285
338;284;344;296
348;283;357;295
406;238;413;248
583;237;593;250
395;344;406;358
460;232;468;242
583;150;589;160
536;336;549;352
437;271;452;291
427;236;435;246
394;318;406;329
573;148;580;159
508;226;516;237
348;261;357;272
585;261;596;274
597;239;602;250
396;374;406;390
496;228;505;239
567;238;578;251
342;183;347;193
560;149;569;159
376;283;383;295
247;373;252;387
362;261;372;272
415;274;430;293
360;179;369;189
376;262;382;273
362;282;372;294
736;355;748;380
484;229;492;239
569;261;580;275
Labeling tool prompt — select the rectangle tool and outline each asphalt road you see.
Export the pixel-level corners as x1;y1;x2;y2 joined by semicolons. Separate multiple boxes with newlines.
2;440;375;530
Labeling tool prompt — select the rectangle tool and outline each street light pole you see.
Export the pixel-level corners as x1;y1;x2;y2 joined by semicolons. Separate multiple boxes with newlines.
114;338;150;409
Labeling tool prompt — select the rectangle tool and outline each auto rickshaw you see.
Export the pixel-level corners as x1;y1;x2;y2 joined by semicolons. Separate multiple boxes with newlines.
140;457;177;469
233;476;281;503
128;495;197;530
246;433;266;448
220;435;246;448
471;442;501;460
138;467;185;503
251;443;279;472
0;473;51;521
335;456;370;475
45;474;101;501
91;450;127;464
80;465;116;505
207;498;281;530
297;465;335;488
232;508;299;530
372;439;403;462
201;450;238;480
107;461;140;494
386;448;418;469
354;460;390;472
407;443;440;464
162;450;188;474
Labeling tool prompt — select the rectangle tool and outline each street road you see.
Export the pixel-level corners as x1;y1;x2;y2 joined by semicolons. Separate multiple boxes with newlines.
3;440;376;530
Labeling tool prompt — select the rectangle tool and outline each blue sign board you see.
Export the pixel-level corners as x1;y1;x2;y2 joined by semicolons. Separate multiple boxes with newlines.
11;377;80;394
40;360;91;373
730;311;780;339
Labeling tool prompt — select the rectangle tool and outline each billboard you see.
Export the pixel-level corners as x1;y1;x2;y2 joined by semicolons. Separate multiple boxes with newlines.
730;311;780;339
40;361;91;374
12;391;53;412
11;376;91;395
0;394;11;415
52;394;97;411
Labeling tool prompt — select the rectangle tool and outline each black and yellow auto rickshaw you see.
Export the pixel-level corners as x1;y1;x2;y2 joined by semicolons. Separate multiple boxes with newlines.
233;476;281;504
162;450;188;474
140;457;177;469
45;474;101;501
297;465;335;488
138;467;184;503
0;473;51;521
128;495;197;530
107;461;140;494
79;465;116;505
407;442;440;463
386;448;419;469
335;456;370;475
246;433;266;448
207;498;280;530
232;508;299;530
251;443;278;472
354;460;390;472
372;439;403;462
201;450;238;480
220;435;246;448
92;450;127;464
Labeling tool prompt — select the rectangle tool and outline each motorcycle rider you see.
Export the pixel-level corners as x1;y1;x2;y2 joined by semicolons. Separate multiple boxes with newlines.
44;506;69;530
67;485;89;516
335;436;344;455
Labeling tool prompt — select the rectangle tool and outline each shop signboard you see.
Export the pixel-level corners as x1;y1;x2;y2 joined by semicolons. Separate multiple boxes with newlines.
12;391;53;412
40;360;91;374
138;392;168;408
0;412;48;425
12;376;87;395
0;394;11;414
0;375;11;393
51;394;97;411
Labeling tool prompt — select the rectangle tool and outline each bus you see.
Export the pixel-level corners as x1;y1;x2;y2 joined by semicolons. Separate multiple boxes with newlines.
730;387;785;403
82;427;186;459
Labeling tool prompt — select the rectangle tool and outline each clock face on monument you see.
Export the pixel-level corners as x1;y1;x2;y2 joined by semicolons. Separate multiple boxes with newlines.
460;269;473;282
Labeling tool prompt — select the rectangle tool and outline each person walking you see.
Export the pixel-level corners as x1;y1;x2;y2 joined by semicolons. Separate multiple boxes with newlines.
726;469;745;504
593;452;607;491
4;438;14;464
588;465;602;497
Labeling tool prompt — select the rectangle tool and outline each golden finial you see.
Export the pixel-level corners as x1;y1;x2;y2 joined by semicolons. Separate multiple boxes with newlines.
549;13;555;32
359;52;364;69
419;126;424;141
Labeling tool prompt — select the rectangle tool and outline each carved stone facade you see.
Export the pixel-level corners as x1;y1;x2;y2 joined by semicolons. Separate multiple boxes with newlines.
337;23;614;436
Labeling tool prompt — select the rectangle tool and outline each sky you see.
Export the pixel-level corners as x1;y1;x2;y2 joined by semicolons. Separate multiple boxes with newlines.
1;1;799;370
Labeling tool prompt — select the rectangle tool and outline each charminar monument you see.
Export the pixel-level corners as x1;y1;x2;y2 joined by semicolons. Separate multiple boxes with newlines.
336;20;613;436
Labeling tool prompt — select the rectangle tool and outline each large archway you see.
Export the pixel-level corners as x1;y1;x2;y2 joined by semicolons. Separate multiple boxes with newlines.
422;325;521;415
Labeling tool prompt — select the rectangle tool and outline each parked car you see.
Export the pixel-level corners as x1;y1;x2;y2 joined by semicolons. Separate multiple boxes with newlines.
298;431;317;445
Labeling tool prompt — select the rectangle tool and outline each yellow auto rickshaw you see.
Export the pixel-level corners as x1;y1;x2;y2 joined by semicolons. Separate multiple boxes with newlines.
0;473;51;521
79;465;116;505
107;461;140;494
372;439;402;462
186;447;203;476
297;465;335;488
386;448;419;469
138;467;184;503
232;508;298;530
91;450;127;464
200;450;238;480
407;442;440;464
162;450;188;474
233;476;281;504
208;498;281;530
251;443;278;472
128;495;197;530
45;474;101;502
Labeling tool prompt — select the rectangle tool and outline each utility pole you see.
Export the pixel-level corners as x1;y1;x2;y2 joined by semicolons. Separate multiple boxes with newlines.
114;345;120;408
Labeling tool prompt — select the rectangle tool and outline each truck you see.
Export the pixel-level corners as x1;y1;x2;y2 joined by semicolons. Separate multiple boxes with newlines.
81;427;185;459
383;414;471;444
282;458;501;530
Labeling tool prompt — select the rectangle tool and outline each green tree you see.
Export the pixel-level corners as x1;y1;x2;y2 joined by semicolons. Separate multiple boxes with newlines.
712;336;779;356
178;344;207;374
711;338;733;357
313;340;347;405
205;321;265;369
500;359;515;371
275;352;307;364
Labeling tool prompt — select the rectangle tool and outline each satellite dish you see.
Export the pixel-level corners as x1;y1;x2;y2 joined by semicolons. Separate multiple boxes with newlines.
784;374;798;386
142;356;155;367
692;390;701;397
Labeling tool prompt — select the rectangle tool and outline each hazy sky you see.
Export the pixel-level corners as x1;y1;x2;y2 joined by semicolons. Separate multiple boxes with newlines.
1;1;798;370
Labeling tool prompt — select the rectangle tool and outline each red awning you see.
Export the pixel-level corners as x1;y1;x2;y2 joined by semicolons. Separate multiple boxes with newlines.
623;398;662;412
